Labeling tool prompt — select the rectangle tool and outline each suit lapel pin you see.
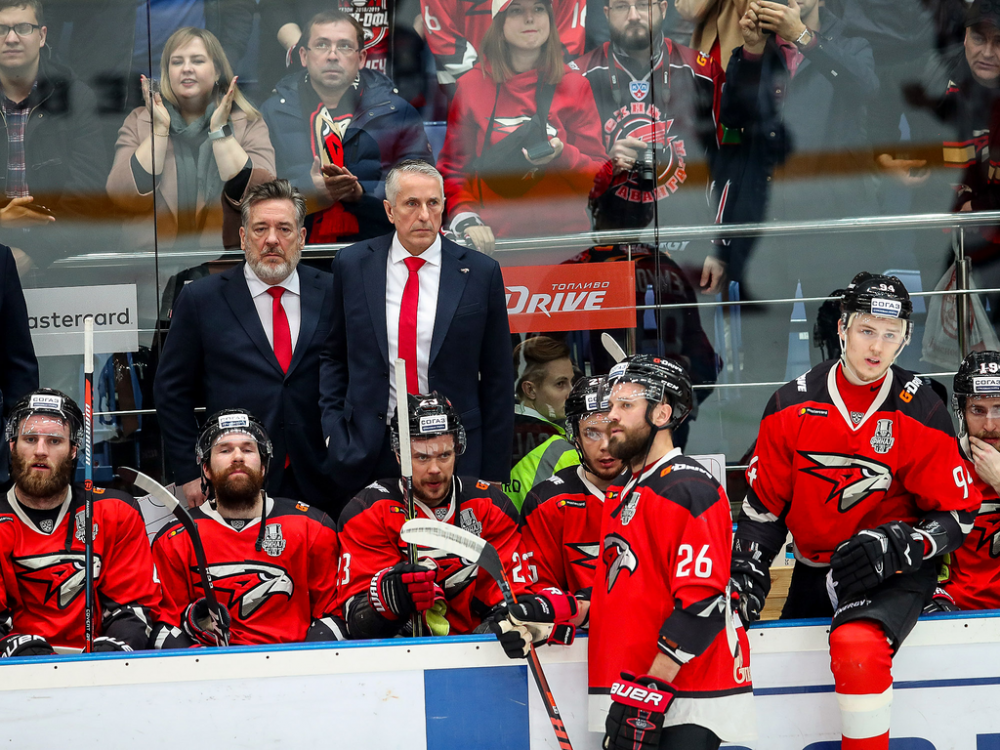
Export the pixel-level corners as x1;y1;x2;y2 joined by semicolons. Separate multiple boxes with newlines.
460;268;470;273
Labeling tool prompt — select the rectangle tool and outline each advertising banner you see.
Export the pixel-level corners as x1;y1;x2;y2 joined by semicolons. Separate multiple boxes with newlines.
22;284;139;357
502;262;636;334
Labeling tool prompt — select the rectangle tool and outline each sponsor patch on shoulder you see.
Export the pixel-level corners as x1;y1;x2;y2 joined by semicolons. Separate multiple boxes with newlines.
295;502;310;512
870;298;902;318
93;487;105;494
798;406;828;417
696;52;708;66
973;376;1000;393
660;466;673;477
558;498;587;509
168;526;187;538
367;481;389;493
476;480;490;490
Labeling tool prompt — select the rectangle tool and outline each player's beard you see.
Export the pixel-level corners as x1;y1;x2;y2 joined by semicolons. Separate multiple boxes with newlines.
11;450;73;501
974;429;1000;449
213;464;265;512
610;19;652;52
608;422;652;464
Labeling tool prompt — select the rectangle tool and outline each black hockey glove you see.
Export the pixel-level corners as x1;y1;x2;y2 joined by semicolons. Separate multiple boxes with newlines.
0;633;55;658
368;563;437;621
831;521;924;598
731;539;776;627
92;636;134;652
603;671;676;750
182;598;232;648
923;587;959;614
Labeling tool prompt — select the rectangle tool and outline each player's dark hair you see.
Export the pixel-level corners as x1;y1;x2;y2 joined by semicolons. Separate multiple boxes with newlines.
303;9;365;51
241;179;307;231
513;336;572;402
480;0;565;85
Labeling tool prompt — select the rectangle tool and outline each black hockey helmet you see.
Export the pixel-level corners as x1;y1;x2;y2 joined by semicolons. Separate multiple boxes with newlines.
841;272;913;341
5;388;84;445
564;376;610;443
195;409;273;472
602;354;693;430
953;351;1000;432
391;391;467;456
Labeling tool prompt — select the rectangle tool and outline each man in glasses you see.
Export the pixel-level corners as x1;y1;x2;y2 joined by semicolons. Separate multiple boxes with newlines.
261;9;431;246
0;0;106;277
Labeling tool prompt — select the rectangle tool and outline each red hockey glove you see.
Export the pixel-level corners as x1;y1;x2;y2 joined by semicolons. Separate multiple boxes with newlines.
923;586;959;614
0;633;55;658
182;598;232;648
508;587;579;646
604;671;676;750
831;521;924;598
368;563;437;621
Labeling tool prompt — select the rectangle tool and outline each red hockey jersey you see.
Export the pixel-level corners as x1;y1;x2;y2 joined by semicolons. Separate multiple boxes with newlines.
745;361;981;564
437;64;607;239
152;497;338;646
588;450;755;742
941;446;1000;609
421;0;585;82
0;485;161;649
519;464;604;596
336;477;522;634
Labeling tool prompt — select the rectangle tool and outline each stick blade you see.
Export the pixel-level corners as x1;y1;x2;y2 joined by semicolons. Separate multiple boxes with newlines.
118;467;180;512
601;332;627;364
400;519;487;561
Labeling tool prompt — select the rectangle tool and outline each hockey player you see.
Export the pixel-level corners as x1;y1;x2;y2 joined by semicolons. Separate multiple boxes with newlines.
151;409;343;648
518;376;624;626
731;273;981;750
926;351;1000;611
0;389;160;655
589;356;755;749
337;392;535;638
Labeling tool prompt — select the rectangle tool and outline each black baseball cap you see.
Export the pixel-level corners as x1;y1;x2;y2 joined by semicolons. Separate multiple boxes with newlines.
966;0;1000;28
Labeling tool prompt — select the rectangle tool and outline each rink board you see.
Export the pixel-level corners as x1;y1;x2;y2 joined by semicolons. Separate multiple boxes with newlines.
1;613;999;749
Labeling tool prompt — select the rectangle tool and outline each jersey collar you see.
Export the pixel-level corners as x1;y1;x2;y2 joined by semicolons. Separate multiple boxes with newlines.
577;465;609;501
408;477;459;524
828;362;894;432
202;494;275;532
7;485;72;536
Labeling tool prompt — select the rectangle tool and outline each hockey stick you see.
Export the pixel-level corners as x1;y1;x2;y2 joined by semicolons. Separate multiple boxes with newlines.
82;317;95;653
601;332;627;364
394;358;425;638
401;519;574;750
118;467;229;647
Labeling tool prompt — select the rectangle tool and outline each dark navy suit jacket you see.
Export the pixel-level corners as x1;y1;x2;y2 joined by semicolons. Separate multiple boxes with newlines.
0;244;39;486
154;262;335;506
319;233;514;494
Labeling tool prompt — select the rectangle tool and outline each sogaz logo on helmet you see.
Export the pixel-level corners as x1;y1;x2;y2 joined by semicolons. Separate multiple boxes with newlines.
29;395;62;410
972;376;1000;393
418;415;448;434
218;414;251;429
870;298;902;318
609;362;628;380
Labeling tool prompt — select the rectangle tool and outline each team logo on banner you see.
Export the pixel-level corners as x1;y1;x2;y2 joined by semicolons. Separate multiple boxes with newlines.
261;524;287;558
629;80;649;101
870;419;894;454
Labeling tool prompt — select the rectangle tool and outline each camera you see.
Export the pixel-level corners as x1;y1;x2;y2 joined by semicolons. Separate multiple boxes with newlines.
635;143;667;183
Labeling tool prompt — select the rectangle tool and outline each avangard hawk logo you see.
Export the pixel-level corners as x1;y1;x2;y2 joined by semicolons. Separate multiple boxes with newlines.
206;562;293;619
14;552;103;609
970;503;1000;559
409;545;480;599
798;452;892;512
566;541;600;571
603;533;637;592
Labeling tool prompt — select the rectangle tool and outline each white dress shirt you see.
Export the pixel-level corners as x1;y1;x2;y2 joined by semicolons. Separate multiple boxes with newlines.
386;232;441;412
244;262;302;353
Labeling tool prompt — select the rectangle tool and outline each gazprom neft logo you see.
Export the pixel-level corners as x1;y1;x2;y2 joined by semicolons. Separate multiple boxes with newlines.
418;415;448;434
973;377;1000;393
218;414;251;430
870;298;902;318
28;395;61;410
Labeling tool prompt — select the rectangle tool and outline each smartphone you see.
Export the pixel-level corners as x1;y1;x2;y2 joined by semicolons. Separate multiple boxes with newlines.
148;78;160;96
525;140;555;161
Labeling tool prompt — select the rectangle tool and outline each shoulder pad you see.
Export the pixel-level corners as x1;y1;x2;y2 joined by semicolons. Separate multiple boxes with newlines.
152;519;187;544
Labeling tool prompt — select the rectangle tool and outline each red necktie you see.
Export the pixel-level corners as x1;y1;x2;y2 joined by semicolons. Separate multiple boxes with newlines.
266;287;293;374
398;256;425;394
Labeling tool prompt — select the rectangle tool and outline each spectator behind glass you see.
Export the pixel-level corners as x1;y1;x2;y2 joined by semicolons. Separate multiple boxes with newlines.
421;0;585;86
260;10;432;248
719;0;879;385
436;0;606;255
506;335;579;511
0;0;108;278
106;27;276;265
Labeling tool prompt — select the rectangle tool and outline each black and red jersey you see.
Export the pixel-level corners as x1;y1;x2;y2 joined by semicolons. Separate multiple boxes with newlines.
337;477;522;634
589;450;755;742
941;445;1000;609
570;38;728;232
519;465;605;596
152;496;338;646
0;485;161;649
741;360;980;565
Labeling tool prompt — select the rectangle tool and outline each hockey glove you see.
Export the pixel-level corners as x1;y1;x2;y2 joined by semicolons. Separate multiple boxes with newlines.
508;587;579;646
831;521;924;598
368;563;437;621
731;539;776;627
604;671;676;750
483;604;532;659
92;636;134;652
923;587;959;614
0;633;55;658
182;598;232;648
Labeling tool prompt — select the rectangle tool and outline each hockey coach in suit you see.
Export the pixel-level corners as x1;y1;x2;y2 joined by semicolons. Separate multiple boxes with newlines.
154;179;335;511
319;160;514;503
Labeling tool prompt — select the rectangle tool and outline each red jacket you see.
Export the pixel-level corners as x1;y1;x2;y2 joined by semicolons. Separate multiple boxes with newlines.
437;64;606;239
